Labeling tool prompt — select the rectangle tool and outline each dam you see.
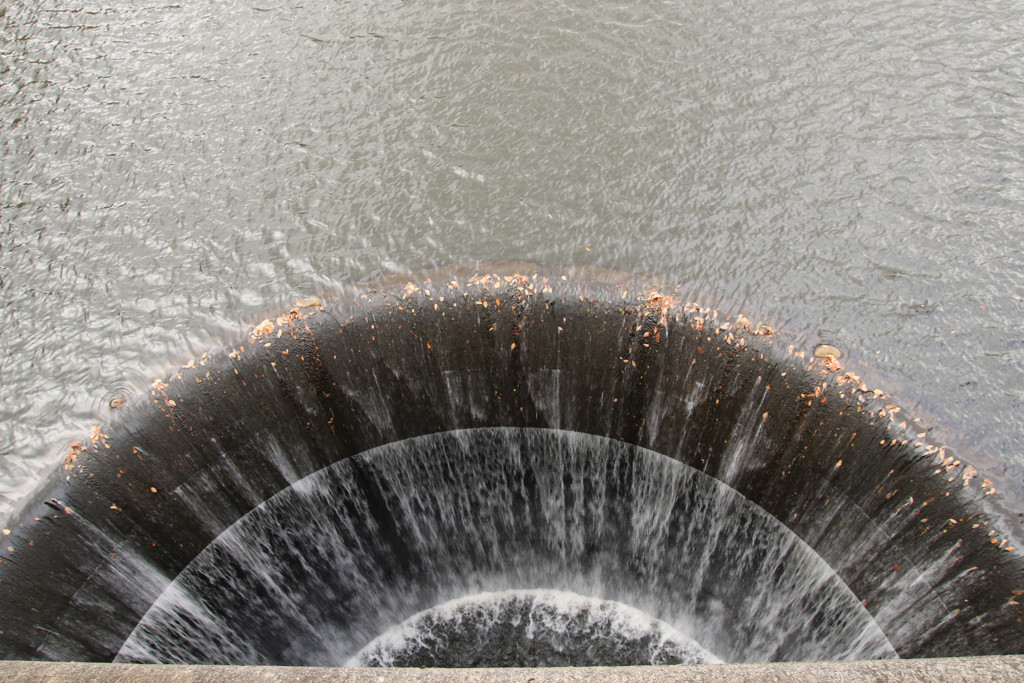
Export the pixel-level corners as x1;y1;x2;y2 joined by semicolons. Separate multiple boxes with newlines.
0;264;1021;667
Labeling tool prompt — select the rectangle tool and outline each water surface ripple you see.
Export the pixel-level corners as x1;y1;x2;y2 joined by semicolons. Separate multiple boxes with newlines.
2;0;1024;515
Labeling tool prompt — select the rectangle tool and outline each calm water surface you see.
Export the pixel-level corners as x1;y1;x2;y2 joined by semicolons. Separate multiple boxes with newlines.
2;0;1024;517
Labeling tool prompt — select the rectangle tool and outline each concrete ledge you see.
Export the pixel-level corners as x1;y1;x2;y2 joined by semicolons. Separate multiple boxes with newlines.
2;658;1024;682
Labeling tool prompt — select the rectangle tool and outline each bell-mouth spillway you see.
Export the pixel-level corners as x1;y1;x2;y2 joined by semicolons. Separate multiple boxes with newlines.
0;262;1022;665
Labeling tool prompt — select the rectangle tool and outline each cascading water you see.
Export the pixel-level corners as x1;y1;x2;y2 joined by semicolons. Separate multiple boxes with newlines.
348;589;719;667
0;264;1022;665
116;429;893;665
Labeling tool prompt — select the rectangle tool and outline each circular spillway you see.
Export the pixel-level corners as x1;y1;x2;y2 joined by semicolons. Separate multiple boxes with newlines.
0;263;1022;664
115;429;893;664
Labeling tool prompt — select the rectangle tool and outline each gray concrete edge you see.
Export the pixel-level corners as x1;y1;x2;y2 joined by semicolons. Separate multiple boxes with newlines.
1;657;1024;682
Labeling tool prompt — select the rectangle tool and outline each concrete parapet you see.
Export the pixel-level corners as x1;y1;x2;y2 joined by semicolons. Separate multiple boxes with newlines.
2;658;1024;682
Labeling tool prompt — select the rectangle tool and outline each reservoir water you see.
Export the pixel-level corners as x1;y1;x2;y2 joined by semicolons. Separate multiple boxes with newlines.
2;1;1023;533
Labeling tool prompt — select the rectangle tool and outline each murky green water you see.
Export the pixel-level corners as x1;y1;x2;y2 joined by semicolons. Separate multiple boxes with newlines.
2;0;1023;517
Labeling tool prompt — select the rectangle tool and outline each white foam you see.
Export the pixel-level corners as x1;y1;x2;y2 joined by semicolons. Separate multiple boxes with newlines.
348;589;719;667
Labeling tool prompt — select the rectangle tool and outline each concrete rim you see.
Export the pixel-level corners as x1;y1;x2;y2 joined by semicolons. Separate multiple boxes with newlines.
2;657;1024;682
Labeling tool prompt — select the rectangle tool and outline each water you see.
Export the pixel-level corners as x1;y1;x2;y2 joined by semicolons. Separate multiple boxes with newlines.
1;0;1023;534
114;429;896;665
2;275;1020;662
349;590;719;667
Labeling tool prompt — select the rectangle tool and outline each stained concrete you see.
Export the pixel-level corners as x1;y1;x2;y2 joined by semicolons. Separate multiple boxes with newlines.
2;658;1024;682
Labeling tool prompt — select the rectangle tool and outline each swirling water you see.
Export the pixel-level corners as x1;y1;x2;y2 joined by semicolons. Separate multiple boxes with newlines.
348;590;720;667
2;0;1024;518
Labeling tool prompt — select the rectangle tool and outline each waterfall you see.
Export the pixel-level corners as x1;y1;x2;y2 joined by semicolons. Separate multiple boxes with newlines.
1;264;1021;664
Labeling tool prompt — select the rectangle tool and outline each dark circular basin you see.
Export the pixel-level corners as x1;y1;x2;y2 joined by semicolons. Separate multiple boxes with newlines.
1;263;1021;664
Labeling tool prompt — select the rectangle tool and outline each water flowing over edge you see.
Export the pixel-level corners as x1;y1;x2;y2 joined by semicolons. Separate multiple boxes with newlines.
115;428;895;665
0;264;1021;662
